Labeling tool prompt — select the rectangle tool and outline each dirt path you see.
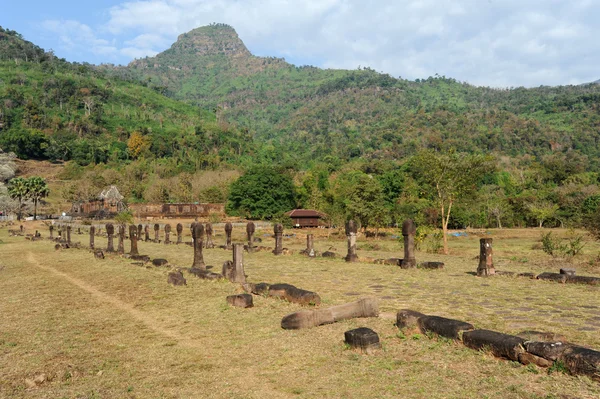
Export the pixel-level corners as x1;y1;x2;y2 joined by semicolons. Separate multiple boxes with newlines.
26;252;202;348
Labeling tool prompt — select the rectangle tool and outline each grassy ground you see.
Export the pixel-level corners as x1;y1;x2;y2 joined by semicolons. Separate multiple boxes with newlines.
1;223;599;398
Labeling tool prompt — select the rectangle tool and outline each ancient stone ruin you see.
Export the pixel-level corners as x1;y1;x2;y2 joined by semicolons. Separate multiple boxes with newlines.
344;327;381;353
272;224;284;255
129;225;139;256
144;225;150;242
344;220;359;262
281;297;379;329
88;226;95;249
106;223;115;252
477;238;495;277
164;224;171;245
401;219;417;268
137;224;143;240
153;223;160;243
66;225;72;246
205;223;215;248
246;222;255;252
176;223;183;244
226;294;253;308
191;223;206;270
49;225;53;238
222;243;246;283
301;234;316;257
224;222;233;250
117;225;125;254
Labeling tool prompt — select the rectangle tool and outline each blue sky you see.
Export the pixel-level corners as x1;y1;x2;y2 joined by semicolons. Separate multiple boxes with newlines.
2;0;599;88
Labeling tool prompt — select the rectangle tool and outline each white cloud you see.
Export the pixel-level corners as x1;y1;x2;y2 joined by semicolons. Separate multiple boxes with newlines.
40;1;600;86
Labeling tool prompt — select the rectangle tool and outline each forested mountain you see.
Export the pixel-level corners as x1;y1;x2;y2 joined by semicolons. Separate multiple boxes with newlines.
102;24;600;169
3;24;600;230
0;26;252;169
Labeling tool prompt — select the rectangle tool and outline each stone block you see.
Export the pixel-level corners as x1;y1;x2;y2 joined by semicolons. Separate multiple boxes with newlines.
396;309;425;329
417;316;474;340
227;294;254;308
462;329;525;361
344;327;381;352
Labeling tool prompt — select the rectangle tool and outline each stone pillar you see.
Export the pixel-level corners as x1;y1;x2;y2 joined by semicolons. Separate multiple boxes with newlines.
57;225;63;242
192;223;206;270
117;225;125;254
272;224;284;255
224;222;233;250
137;224;143;240
66;226;72;246
345;220;359;262
77;227;81;235
176;223;183;244
89;226;95;249
20;225;24;233
246;222;255;252
164;224;171;245
477;238;495;277
129;225;139;256
205;223;214;248
153;223;160;243
106;223;115;252
232;243;246;283
49;224;54;238
144;225;150;242
401;219;417;268
306;234;316;257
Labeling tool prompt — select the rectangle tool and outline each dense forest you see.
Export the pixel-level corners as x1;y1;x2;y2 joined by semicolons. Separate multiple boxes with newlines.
2;24;600;231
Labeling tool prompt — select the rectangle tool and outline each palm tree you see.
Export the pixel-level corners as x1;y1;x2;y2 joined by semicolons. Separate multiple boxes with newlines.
7;177;28;221
25;176;49;220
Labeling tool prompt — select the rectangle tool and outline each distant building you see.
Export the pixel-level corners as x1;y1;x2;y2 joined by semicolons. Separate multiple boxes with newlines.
285;209;327;228
129;203;225;218
70;185;126;218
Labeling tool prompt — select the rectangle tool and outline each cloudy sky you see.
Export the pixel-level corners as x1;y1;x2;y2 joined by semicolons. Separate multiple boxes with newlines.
3;0;599;87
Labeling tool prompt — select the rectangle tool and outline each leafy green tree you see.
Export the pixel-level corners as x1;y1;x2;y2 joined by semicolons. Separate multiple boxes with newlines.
527;201;559;228
25;176;49;220
411;150;495;254
226;166;296;219
7;177;28;221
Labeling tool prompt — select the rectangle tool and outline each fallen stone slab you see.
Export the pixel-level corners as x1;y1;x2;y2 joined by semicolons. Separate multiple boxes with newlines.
268;283;321;306
536;272;567;283
417;316;474;340
559;345;600;380
168;271;186;286
281;297;379;330
516;330;566;342
245;282;271;296
517;352;553;368
152;258;169;267
344;327;381;352
417;262;444;270
462;329;525;361
560;268;576;276
566;275;600;286
383;258;401;266
396;309;426;329
322;251;337;258
126;254;150;262
226;294;253;308
524;341;570;361
188;267;223;280
93;250;105;259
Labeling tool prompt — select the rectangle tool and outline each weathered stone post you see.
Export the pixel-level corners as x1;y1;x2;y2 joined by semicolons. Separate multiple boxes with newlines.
137;224;143;240
232;243;246;283
401;219;417;268
345;220;359;262
77;227;81;235
164;224;171;245
273;224;284;255
20;224;24;233
205;223;215;248
153;223;160;243
477;238;495;277
176;223;183;244
66;225;72;246
306;234;316;257
129;225;139;256
246;222;255;252
57;225;63;242
224;222;233;250
117;225;125;254
89;226;95;249
144;225;150;242
49;224;54;238
192;223;206;270
106;223;115;252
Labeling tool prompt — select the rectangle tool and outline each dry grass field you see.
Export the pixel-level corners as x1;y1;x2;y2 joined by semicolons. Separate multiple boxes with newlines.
1;223;599;398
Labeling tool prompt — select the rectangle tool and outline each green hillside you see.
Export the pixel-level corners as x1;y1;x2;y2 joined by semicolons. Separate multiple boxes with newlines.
103;24;600;169
0;26;252;170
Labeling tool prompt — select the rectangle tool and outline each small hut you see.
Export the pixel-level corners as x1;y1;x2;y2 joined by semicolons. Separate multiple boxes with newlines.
285;209;327;228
